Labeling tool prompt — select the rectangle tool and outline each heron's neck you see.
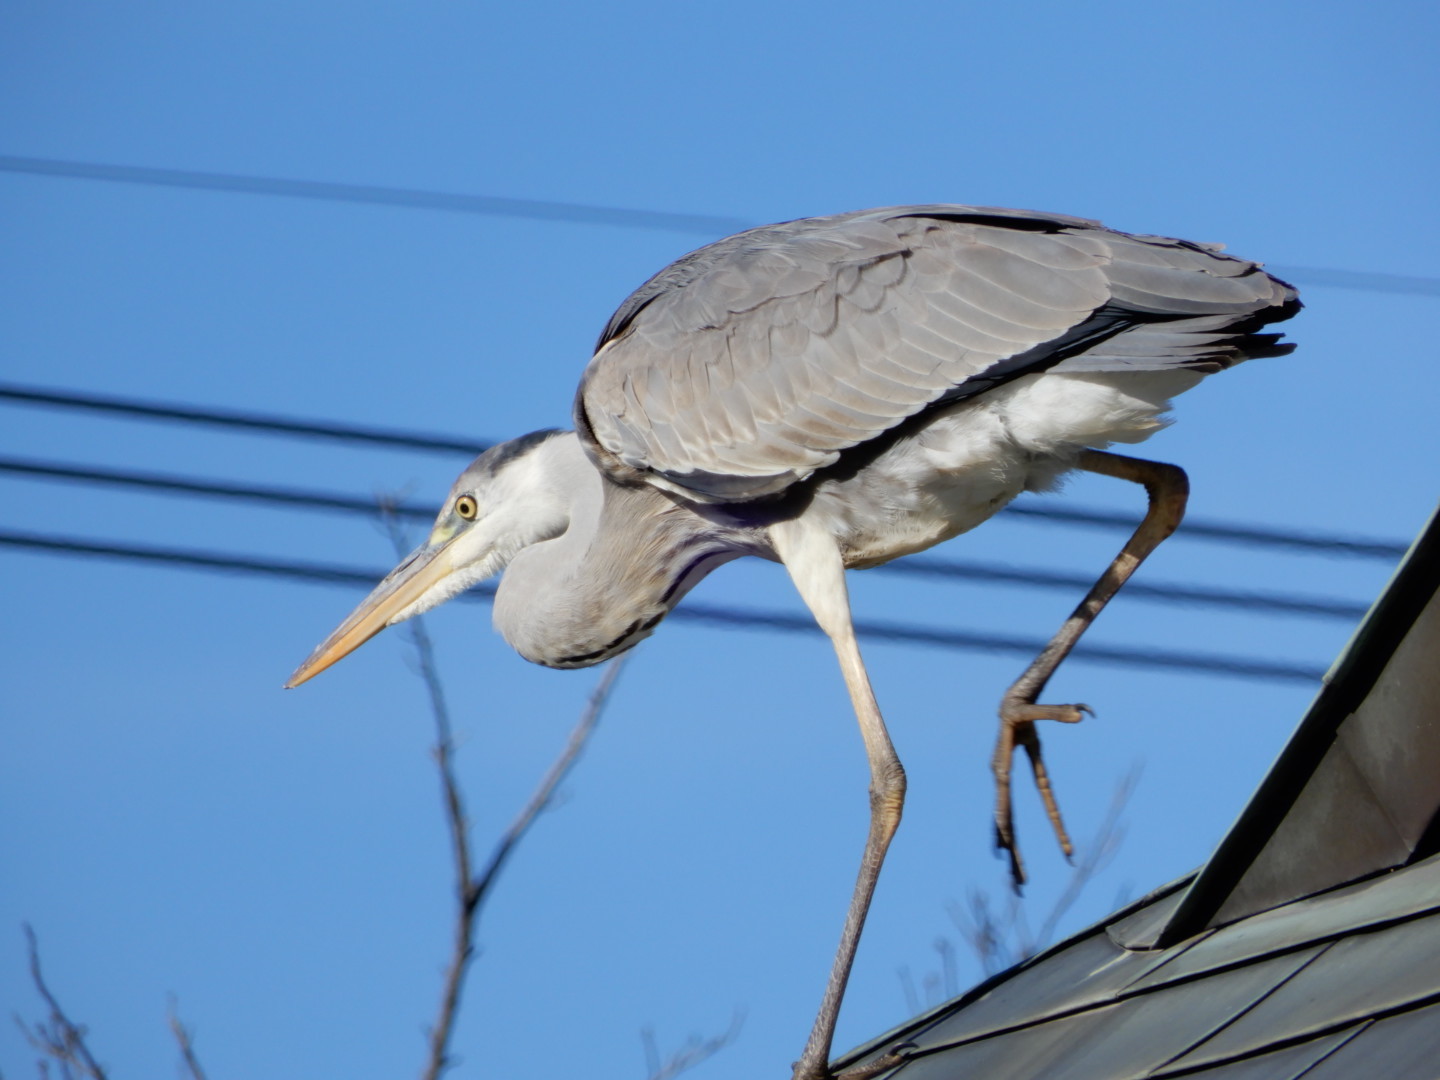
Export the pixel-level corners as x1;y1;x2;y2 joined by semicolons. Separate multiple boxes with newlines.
492;437;741;668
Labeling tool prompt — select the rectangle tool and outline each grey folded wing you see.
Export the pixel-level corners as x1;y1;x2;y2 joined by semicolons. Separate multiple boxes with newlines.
574;204;1299;503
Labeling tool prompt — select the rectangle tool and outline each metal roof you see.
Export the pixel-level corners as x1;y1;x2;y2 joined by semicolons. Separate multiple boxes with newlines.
835;504;1440;1080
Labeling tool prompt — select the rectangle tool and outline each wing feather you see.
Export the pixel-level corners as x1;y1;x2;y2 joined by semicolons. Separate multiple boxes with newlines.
576;205;1298;501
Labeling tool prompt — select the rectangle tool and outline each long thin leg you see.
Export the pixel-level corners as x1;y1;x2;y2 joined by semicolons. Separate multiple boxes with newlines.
771;520;909;1080
993;450;1189;887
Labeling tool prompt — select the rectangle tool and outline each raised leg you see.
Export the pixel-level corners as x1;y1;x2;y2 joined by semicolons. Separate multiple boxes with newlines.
771;520;909;1080
993;450;1189;887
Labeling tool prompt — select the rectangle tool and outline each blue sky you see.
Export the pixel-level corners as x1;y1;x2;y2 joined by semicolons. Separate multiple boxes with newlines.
2;3;1437;1078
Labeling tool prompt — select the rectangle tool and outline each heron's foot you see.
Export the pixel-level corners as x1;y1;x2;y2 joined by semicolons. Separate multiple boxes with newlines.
792;1047;913;1080
992;701;1092;889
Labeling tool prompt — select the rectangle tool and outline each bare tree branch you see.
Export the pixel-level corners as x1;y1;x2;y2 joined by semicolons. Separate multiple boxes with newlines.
399;608;474;1080
949;765;1140;978
933;936;958;1002
415;628;625;1079
472;657;624;909
897;966;921;1017
378;506;624;1080
377;504;481;1080
12;502;618;1080
1029;764;1138;949
641;1011;745;1080
14;925;108;1080
166;999;208;1080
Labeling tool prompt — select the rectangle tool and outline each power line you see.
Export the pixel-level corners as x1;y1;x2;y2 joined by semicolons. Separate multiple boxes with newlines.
0;154;750;237
1265;265;1440;299
0;454;1370;620
0;527;1326;684
2;154;1436;297
1000;504;1406;560
886;554;1367;619
0;381;487;454
5;452;1367;620
0;381;1410;560
0;456;436;518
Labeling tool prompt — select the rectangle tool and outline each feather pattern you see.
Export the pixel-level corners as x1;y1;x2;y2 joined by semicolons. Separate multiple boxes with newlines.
576;205;1299;502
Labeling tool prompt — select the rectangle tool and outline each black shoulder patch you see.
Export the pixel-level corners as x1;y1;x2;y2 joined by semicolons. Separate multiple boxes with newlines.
472;428;566;478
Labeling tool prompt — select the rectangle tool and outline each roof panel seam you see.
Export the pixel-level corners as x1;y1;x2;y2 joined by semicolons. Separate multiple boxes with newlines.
1145;942;1335;1075
1144;1020;1369;1079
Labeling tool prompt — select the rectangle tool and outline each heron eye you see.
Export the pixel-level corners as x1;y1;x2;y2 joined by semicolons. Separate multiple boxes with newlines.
454;494;479;520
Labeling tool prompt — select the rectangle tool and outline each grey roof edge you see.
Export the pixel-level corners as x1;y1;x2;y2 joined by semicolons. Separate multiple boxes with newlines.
830;874;1196;1072
835;855;1440;1079
1157;500;1440;946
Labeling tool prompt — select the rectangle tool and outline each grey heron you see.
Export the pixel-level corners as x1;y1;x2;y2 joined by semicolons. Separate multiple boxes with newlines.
286;205;1299;1080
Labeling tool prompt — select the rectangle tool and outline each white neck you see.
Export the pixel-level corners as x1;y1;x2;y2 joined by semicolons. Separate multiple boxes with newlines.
492;436;740;668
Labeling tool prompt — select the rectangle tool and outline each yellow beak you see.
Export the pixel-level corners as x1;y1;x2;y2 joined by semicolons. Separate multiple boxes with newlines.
285;537;459;688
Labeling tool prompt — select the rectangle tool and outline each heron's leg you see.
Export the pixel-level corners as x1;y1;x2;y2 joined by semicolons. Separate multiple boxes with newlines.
994;450;1188;887
771;520;909;1080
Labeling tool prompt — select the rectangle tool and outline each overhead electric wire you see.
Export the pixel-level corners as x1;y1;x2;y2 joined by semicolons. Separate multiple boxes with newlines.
0;527;1327;685
0;381;1411;561
0;455;436;518
0;381;488;455
3;153;1437;297
885;554;1367;619
999;504;1407;560
0;154;751;237
0;454;1372;621
1263;265;1440;298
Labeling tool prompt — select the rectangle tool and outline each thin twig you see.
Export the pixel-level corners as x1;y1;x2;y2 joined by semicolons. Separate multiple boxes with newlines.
376;505;476;1080
166;998;209;1080
1031;764;1138;949
949;766;1140;978
472;657;625;908
377;507;477;1080
934;936;957;1001
15;925;109;1080
897;966;921;1017
420;641;625;1079
641;1011;745;1080
378;506;624;1080
407;606;479;1080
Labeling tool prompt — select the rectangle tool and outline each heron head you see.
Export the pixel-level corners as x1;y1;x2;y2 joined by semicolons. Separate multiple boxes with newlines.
285;429;573;687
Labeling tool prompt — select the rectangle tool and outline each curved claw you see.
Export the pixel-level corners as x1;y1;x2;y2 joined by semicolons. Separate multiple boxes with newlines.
993;703;1095;888
992;716;1029;890
994;820;1027;893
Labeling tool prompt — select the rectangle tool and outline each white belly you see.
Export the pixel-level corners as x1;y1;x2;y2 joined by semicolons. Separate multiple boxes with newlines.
809;369;1203;568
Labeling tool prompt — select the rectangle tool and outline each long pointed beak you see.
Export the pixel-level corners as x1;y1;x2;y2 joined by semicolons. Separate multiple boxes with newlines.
285;538;459;688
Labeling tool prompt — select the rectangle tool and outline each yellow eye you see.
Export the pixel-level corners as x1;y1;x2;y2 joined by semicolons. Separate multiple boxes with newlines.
454;494;478;520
